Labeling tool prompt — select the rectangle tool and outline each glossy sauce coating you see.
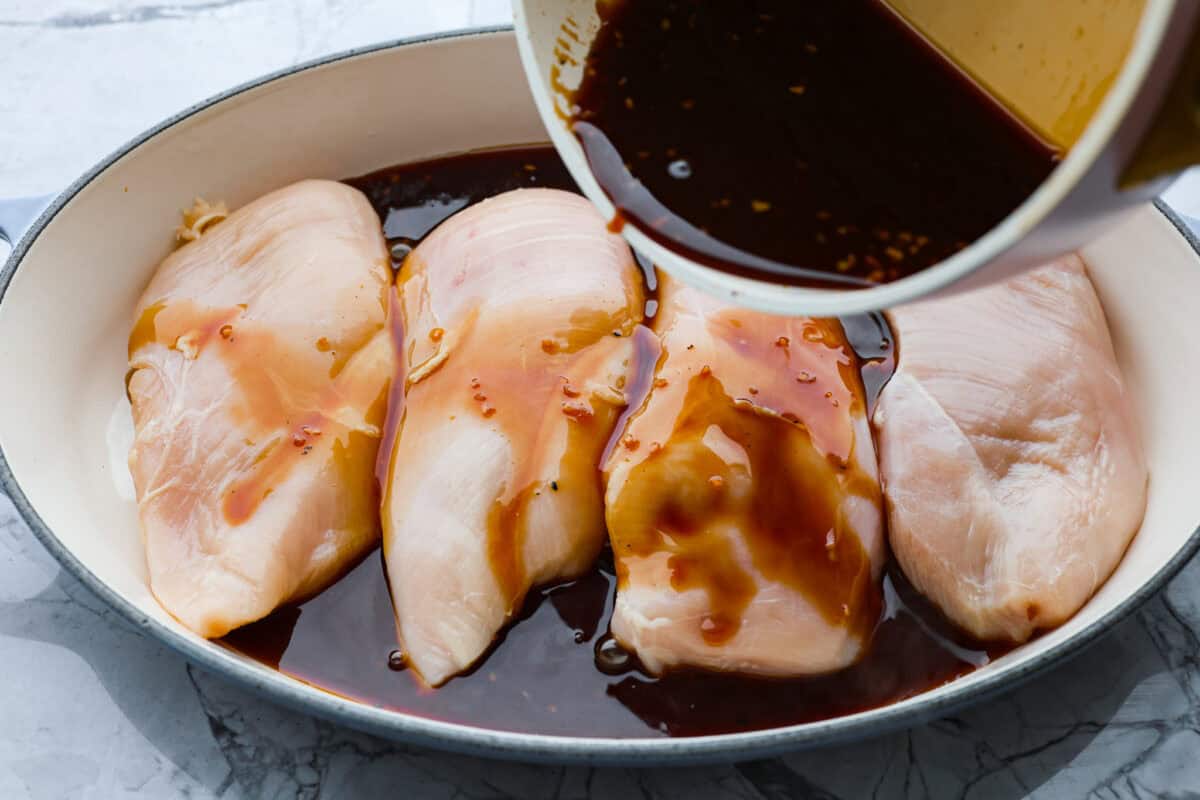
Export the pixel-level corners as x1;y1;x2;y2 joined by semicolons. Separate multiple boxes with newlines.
569;0;1061;286
386;190;642;629
374;286;406;495
126;179;394;639
613;381;871;646
221;147;999;737
128;298;388;529
355;148;604;614
223;544;994;737
605;306;882;651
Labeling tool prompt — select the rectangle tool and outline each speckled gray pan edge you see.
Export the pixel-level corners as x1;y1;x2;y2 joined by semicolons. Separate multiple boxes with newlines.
2;29;1199;766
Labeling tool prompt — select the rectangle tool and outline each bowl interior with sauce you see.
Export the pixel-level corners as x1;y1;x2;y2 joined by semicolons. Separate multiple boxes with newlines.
514;0;1189;317
1;30;1199;763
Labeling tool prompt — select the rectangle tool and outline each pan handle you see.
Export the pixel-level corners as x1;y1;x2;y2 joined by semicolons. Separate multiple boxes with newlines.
0;194;54;249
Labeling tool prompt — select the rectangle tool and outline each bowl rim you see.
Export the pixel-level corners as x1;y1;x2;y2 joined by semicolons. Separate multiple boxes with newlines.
1;27;1198;766
512;0;1185;316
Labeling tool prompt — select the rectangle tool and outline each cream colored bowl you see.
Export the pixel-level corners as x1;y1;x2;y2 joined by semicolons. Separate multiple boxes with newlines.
513;0;1200;316
1;29;1198;765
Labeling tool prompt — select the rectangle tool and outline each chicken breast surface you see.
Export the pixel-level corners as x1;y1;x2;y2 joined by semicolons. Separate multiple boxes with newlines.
381;188;645;686
874;255;1147;642
127;180;392;638
604;278;885;677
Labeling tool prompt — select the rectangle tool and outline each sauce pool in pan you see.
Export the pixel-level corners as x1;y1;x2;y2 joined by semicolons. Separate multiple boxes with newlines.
220;146;1000;737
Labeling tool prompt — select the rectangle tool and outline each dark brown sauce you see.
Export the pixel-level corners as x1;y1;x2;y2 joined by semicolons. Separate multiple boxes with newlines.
840;311;896;415
219;146;997;738
374;286;405;496
223;544;993;737
568;0;1061;286
486;485;539;612
599;323;662;468
347;146;576;267
606;306;884;648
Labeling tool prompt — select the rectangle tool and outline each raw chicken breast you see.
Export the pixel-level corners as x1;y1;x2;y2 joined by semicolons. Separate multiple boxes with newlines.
381;188;645;686
604;277;885;677
874;255;1147;642
127;180;392;638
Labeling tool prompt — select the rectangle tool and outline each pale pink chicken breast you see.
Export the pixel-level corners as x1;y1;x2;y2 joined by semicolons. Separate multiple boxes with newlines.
381;188;645;686
874;255;1147;642
604;277;885;677
127;180;392;638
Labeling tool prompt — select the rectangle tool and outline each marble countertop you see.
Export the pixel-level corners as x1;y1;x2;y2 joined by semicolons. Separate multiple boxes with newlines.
3;2;1200;797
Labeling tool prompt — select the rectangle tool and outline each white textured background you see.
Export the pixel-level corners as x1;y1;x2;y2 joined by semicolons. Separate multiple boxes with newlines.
3;2;1200;798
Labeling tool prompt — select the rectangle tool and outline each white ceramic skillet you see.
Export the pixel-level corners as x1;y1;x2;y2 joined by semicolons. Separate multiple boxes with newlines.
2;29;1200;766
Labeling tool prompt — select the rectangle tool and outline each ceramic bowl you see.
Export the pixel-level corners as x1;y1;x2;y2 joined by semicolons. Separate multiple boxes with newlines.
513;0;1200;316
2;29;1199;765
